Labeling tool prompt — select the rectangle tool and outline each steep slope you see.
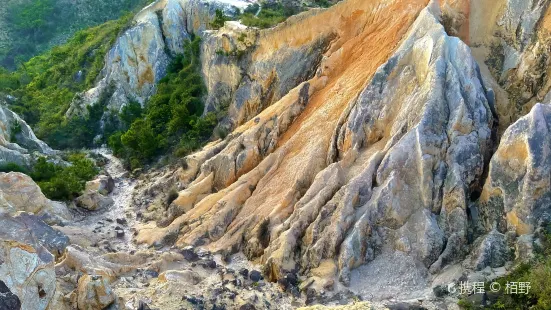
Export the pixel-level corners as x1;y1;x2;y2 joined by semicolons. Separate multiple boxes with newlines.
0;0;149;69
67;0;253;117
441;0;551;132
0;99;55;167
131;0;499;301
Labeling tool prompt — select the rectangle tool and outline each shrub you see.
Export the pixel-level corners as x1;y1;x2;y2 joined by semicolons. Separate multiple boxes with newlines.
9;122;22;142
114;37;223;167
240;3;293;29
0;163;29;174
211;9;230;29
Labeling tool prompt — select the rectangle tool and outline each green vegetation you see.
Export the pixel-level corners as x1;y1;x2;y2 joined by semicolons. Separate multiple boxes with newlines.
211;9;230;29
108;37;222;169
240;3;290;29
33;154;98;200
9;122;22;142
0;13;135;149
458;227;551;310
313;0;332;8
1;0;150;69
0;154;98;201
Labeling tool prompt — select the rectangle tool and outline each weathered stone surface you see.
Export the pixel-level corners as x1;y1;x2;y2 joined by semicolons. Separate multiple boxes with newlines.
85;175;115;195
265;2;494;286
134;0;500;301
447;0;551;130
0;103;55;168
480;103;551;235
135;0;432;257
75;191;114;211
201;16;331;127
0;213;69;257
0;280;21;310
158;269;203;284
468;230;509;270
0;172;69;225
0;240;56;310
76;274;115;310
67;0;250;120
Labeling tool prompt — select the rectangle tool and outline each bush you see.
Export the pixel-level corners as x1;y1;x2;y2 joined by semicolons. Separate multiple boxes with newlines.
211;9;230;29
0;154;97;201
9;122;22;142
36;154;98;200
0;163;29;174
113;36;223;167
240;3;293;29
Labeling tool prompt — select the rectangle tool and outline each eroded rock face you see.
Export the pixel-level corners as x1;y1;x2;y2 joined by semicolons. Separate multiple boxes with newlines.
0;172;69;225
0;103;55;167
0;240;56;310
480;103;551;236
67;0;251;118
201;16;331;128
443;0;551;131
265;3;495;285
132;0;498;299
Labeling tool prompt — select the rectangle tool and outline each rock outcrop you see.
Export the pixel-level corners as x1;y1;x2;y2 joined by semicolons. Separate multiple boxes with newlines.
441;0;551;132
7;0;551;308
133;0;499;300
0;102;55;167
0;172;69;224
480;102;551;241
67;0;252;117
0;240;56;310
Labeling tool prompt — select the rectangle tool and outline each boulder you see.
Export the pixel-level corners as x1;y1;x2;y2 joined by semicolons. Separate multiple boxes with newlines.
76;274;115;310
75;191;114;211
0;212;69;257
0;172;69;224
0;240;56;310
158;270;203;284
85;175;115;195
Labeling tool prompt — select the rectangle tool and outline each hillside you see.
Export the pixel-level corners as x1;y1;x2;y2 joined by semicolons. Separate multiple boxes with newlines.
1;0;551;309
0;0;151;69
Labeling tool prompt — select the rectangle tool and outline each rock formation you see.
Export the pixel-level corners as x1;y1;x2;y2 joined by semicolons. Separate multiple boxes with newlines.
128;0;551;304
480;102;551;251
0;172;69;225
0;102;55;167
67;0;251;117
4;0;551;308
0;240;56;310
